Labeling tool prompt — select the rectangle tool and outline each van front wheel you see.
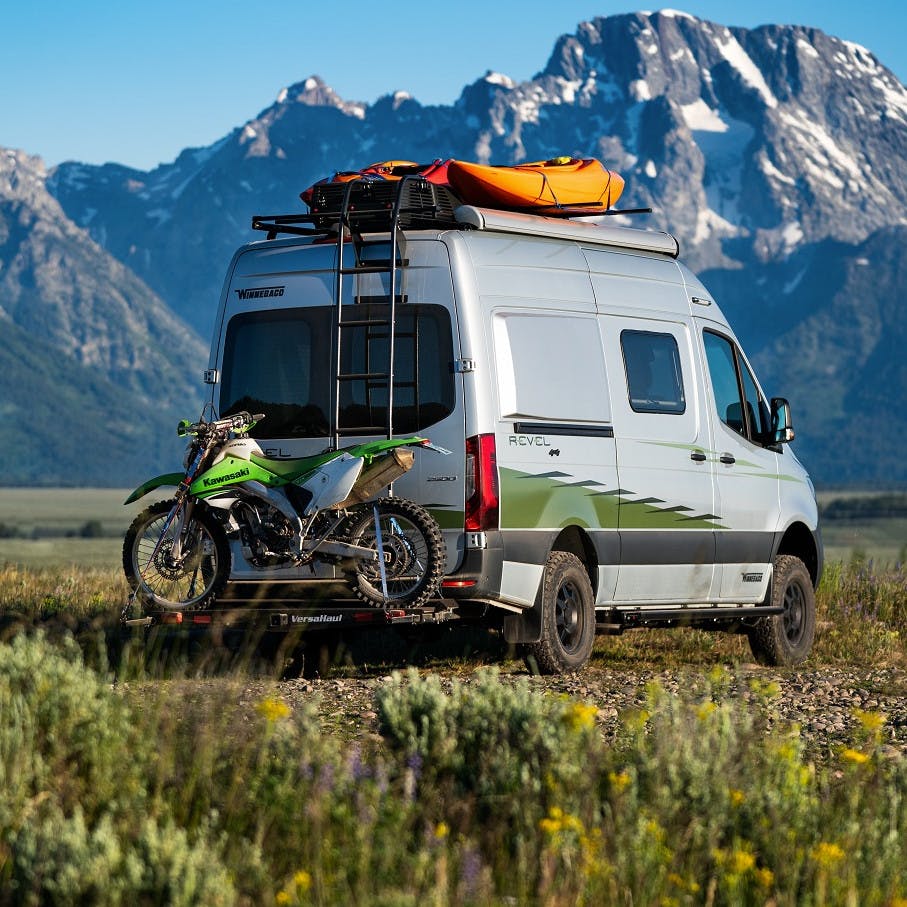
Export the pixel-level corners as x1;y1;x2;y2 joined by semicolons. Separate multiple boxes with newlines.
747;554;816;667
524;551;595;675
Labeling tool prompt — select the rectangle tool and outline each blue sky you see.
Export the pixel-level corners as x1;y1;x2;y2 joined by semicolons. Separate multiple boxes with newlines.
2;0;903;172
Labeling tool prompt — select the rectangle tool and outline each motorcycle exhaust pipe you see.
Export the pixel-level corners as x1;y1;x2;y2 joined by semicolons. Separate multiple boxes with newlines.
334;448;414;508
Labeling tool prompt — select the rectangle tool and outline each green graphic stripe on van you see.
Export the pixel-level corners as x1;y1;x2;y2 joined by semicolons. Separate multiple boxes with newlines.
643;441;791;474
739;471;806;484
499;467;723;531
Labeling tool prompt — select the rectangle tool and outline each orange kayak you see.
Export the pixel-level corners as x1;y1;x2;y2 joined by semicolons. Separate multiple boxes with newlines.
447;157;624;213
301;157;623;215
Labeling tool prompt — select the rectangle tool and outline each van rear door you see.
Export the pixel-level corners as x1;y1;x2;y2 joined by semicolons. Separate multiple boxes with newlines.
212;237;466;578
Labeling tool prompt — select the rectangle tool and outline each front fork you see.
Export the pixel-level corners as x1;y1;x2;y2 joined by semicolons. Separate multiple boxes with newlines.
168;497;196;562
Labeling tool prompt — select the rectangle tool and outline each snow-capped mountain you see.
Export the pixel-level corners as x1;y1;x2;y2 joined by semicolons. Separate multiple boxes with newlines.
49;12;907;332
8;10;907;484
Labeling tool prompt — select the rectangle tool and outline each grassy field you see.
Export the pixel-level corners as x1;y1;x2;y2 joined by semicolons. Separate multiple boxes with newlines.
0;487;166;568
1;487;905;570
1;535;906;902
1;626;906;905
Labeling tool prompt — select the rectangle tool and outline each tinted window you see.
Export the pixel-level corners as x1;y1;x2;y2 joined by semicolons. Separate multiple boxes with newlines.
703;330;770;443
621;330;686;414
703;332;742;432
221;308;330;438
739;359;771;441
220;304;454;438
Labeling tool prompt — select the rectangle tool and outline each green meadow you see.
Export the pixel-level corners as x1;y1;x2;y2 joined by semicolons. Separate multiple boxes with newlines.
1;487;905;569
1;488;906;904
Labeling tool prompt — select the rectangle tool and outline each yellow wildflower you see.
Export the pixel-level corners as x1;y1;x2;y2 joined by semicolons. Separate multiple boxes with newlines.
539;806;584;838
749;678;781;698
645;818;666;843
293;871;312;892
841;747;870;765
708;664;728;684
608;770;632;794
812;842;846;867
434;822;449;840
756;867;774;888
624;708;651;732
564;701;598;731
729;788;746;807
696;700;718;720
275;893;291;906
854;709;887;733
257;696;291;722
730;849;755;874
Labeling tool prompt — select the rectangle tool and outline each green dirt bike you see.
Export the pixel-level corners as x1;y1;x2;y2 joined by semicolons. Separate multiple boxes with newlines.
122;411;446;613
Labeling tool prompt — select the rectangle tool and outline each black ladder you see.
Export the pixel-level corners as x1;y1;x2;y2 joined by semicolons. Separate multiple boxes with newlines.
250;175;460;446
330;176;426;449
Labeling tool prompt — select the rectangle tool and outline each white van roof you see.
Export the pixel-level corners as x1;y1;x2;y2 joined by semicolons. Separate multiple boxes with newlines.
454;205;680;258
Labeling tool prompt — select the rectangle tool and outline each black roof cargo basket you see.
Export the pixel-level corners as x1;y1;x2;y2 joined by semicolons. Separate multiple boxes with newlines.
251;176;461;240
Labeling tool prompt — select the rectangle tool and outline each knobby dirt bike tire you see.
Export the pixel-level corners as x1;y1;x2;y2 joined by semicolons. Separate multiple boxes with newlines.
342;498;445;608
123;498;231;612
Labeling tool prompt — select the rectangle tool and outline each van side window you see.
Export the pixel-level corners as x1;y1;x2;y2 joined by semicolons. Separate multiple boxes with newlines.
620;330;686;414
703;330;771;443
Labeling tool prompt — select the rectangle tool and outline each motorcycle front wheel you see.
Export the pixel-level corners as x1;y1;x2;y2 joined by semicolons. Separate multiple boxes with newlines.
123;499;231;611
343;498;445;607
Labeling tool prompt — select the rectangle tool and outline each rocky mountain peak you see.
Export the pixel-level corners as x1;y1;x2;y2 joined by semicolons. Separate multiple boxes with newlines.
26;12;907;484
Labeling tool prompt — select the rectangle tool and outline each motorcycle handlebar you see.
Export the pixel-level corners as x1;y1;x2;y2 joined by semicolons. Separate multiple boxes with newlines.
177;412;266;438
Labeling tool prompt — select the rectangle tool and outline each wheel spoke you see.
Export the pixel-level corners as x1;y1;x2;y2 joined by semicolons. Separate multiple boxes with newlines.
131;511;221;608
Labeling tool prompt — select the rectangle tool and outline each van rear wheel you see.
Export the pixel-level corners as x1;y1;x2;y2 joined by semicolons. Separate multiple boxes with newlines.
747;554;816;667
524;551;595;675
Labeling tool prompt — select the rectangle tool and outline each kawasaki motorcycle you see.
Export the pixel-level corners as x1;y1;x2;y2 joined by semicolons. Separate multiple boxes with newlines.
122;411;446;613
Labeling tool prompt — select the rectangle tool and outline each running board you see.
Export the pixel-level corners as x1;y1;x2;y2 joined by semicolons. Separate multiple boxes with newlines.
598;604;783;629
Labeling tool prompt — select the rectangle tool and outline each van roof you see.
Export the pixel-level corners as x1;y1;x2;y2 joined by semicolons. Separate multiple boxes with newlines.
454;206;680;258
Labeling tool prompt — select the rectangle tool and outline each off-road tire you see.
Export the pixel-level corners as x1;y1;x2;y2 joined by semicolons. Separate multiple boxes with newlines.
343;498;445;608
747;554;816;667
123;499;231;612
524;551;595;675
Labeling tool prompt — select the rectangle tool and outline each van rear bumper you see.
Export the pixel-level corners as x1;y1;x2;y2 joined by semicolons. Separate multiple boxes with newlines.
440;531;505;601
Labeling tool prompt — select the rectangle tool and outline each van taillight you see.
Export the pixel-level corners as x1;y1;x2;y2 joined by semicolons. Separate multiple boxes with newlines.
465;434;499;531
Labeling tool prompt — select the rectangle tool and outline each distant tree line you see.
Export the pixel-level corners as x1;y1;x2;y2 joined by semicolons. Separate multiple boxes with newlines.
819;493;907;521
0;519;109;539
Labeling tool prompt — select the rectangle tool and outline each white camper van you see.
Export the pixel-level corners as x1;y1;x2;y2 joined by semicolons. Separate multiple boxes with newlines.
204;177;821;673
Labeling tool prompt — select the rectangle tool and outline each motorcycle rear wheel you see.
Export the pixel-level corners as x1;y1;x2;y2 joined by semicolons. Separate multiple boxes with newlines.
343;498;445;607
123;499;231;611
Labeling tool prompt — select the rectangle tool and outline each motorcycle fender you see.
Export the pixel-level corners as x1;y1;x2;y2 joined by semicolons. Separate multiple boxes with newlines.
124;473;185;505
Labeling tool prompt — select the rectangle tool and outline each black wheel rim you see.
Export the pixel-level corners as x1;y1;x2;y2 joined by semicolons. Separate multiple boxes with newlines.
555;580;584;653
782;579;806;644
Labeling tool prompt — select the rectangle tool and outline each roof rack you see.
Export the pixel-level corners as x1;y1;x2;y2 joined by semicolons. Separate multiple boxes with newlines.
251;177;460;240
250;175;675;257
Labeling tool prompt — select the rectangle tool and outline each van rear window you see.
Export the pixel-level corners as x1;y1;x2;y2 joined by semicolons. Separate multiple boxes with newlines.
220;304;455;438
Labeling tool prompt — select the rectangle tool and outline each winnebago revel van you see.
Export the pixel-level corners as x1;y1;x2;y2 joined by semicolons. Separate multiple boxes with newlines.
203;178;822;673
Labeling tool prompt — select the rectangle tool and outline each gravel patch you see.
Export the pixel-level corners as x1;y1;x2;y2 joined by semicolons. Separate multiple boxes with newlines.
237;662;907;760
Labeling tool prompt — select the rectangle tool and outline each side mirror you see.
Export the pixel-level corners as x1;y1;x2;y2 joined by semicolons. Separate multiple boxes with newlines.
770;397;795;444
